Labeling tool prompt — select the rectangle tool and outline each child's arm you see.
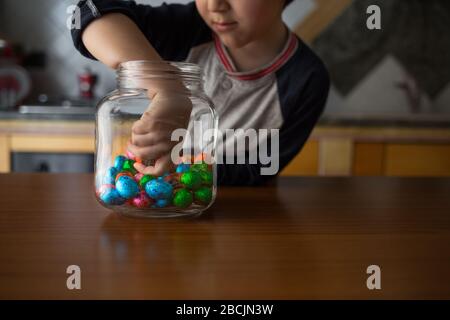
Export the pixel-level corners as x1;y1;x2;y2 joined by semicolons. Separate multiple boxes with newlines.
81;12;161;69
73;4;197;175
71;1;213;176
81;12;191;175
81;12;185;97
71;1;211;62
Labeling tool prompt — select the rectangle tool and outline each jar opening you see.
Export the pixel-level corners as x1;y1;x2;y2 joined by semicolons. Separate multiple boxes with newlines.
117;60;203;91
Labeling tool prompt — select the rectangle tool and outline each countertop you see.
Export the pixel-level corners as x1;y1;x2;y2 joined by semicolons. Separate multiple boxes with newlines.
0;174;449;299
0;110;95;121
2;110;450;127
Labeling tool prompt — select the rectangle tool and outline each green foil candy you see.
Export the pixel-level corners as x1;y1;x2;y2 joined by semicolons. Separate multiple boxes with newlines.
199;170;213;186
139;174;155;189
191;162;209;172
180;171;202;190
194;187;212;205
173;188;193;208
122;159;137;175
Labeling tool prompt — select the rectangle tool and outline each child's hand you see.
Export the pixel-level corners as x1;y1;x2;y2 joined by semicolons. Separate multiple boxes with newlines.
127;91;192;176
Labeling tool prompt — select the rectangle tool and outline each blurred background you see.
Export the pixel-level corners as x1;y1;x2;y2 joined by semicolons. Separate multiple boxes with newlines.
0;0;449;176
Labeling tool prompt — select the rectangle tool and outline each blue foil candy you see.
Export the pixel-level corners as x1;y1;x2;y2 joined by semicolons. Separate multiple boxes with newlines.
114;155;127;170
116;176;140;199
157;172;170;180
103;166;118;185
153;199;170;208
100;187;125;205
145;179;173;200
176;163;190;173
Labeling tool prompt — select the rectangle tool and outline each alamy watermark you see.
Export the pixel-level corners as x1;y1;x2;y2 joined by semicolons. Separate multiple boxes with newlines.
66;5;81;30
66;265;81;290
64;264;382;292
170;121;280;176
67;4;382;31
366;5;381;30
366;265;381;290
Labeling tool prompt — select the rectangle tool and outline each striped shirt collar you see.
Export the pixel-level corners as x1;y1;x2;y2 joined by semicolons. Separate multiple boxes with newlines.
214;31;299;81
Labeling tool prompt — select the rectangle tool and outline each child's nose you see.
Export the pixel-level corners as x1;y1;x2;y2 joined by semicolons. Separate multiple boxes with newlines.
207;0;230;12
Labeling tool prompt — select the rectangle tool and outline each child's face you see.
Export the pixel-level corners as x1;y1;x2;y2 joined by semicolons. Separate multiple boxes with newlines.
195;0;285;48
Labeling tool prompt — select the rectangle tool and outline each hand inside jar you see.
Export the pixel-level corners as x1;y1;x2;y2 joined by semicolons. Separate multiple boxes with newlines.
127;90;192;176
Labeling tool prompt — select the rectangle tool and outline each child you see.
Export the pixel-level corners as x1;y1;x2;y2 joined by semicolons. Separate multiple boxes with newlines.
71;0;330;185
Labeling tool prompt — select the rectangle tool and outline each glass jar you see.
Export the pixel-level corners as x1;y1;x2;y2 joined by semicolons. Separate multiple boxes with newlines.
94;61;218;218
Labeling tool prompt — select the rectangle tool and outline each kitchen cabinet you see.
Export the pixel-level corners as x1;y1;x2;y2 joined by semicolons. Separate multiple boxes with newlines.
1;119;450;176
282;126;450;177
0;120;94;173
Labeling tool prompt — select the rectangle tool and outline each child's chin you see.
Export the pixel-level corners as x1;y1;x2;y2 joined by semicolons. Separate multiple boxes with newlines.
218;34;249;49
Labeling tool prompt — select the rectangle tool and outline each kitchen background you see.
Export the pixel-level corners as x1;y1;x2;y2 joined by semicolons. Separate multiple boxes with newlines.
0;0;449;175
0;0;316;103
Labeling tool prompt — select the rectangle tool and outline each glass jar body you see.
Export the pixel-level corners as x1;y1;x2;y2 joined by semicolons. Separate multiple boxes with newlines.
95;73;218;218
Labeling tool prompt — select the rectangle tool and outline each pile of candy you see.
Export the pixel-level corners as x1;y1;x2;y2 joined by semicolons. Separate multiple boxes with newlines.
96;153;213;210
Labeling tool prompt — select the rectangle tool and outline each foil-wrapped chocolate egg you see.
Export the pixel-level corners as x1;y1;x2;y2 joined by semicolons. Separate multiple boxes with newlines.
176;163;191;173
125;149;136;160
199;170;213;186
103;166;118;185
145;179;173;200
191;162;209;172
180;171;202;190
99;185;126;205
116;175;140;200
114;155;126;171
115;171;134;183
139;174;156;189
194;187;213;205
122;159;137;175
153;199;170;208
159;172;170;179
173;188;193;208
134;173;144;183
131;191;153;209
164;173;182;186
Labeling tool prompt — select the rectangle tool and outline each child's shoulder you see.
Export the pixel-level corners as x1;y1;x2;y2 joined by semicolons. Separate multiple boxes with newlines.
276;35;330;113
279;36;329;82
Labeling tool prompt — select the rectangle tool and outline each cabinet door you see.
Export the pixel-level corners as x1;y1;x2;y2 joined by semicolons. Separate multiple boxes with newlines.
280;140;319;176
353;143;384;176
385;144;450;176
0;135;10;173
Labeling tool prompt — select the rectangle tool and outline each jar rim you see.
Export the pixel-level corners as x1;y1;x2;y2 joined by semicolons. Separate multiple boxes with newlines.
117;60;203;90
118;60;201;73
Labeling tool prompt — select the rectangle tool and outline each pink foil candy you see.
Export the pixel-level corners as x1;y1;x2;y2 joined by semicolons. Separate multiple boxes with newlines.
126;149;136;160
131;191;153;208
134;173;144;183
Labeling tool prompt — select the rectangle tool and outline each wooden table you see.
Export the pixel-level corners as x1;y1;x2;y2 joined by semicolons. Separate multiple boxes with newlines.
0;174;449;299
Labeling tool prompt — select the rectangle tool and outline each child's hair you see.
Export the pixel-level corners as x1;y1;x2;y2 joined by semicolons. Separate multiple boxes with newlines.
285;0;294;7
